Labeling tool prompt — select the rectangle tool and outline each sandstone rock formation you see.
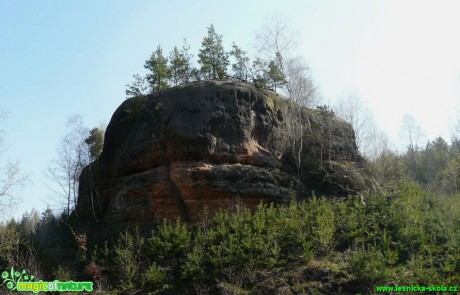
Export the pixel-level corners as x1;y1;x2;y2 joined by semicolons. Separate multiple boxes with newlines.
76;80;369;225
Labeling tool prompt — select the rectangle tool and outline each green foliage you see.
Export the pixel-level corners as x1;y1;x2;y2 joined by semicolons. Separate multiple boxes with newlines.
250;57;286;90
310;197;336;252
348;245;388;283
40;207;54;224
52;265;74;281
125;73;148;98
0;220;22;268
251;58;269;88
182;245;206;279
267;56;286;91
84;127;104;161
90;240;110;268
190;68;201;82
126;24;306;96
4;179;460;293
316;104;335;116
168;46;187;87
368;149;409;185
122;96;146;122
147;219;190;260
371;135;460;194
180;38;194;83
19;209;40;236
198;24;229;79
144;45;170;93
230;42;250;81
113;228;145;290
135;186;460;292
144;262;166;288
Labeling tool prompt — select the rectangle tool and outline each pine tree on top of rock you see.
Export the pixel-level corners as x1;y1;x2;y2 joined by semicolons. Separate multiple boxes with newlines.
145;45;170;93
230;42;250;82
169;46;188;87
125;74;148;98
85;127;104;161
198;24;229;80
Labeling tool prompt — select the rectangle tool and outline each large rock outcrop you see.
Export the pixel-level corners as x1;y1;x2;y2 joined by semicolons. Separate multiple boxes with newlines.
76;80;369;225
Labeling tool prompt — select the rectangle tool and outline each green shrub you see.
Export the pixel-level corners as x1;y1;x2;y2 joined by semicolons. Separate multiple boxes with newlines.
144;262;166;287
147;219;190;261
0;221;22;268
311;197;336;252
182;245;206;280
113;228;145;290
52;265;74;281
348;245;389;283
35;179;460;293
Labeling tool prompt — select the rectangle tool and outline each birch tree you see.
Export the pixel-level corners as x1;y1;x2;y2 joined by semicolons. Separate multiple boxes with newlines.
47;115;90;215
0;110;29;216
255;15;318;107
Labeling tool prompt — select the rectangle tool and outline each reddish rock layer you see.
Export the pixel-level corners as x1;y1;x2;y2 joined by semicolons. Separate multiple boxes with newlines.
77;80;368;224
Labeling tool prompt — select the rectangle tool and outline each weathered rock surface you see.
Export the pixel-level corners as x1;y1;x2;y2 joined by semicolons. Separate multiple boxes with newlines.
76;80;369;225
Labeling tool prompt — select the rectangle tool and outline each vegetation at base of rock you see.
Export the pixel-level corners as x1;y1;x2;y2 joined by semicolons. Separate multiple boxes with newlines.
6;82;460;294
2;180;460;294
2;11;459;295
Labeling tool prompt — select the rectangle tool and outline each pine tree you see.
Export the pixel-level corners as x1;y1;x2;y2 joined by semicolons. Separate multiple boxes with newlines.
190;68;202;82
85;128;104;161
250;57;285;90
20;209;40;235
230;42;250;81
198;24;229;80
40;207;54;224
145;45;170;93
169;46;186;87
251;58;269;88
267;57;286;91
181;38;194;84
125;74;148;98
169;39;196;86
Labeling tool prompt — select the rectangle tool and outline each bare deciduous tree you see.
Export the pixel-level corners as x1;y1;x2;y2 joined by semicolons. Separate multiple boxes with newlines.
255;15;319;107
255;15;296;65
401;114;425;152
0;161;28;213
334;92;395;161
284;56;319;108
0;111;29;217
255;15;320;189
47;115;90;215
400;114;425;181
335;92;374;155
366;122;391;161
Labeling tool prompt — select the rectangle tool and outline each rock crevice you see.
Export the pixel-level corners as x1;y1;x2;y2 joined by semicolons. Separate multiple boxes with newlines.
168;163;189;222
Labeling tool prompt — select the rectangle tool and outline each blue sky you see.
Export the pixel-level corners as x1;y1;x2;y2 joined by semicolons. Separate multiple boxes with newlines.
1;0;460;219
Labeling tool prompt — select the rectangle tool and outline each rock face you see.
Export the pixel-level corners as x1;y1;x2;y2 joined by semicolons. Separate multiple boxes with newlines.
77;80;369;224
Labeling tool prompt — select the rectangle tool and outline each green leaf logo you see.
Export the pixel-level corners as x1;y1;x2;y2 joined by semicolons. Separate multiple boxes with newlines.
2;267;35;291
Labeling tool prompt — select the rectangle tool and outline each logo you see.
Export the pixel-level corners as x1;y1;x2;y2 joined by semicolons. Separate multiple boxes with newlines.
2;267;93;293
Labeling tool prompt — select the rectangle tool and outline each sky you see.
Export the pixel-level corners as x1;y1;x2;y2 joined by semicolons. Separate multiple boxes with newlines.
1;0;460;219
